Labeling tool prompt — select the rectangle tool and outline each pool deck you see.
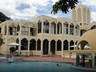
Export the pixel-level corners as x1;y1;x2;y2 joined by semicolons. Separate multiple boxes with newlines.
22;56;75;63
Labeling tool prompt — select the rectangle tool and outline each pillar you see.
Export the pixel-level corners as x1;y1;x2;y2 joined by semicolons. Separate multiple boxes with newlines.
48;41;50;55
27;41;30;56
55;41;57;54
41;40;43;56
68;42;70;50
61;41;63;57
76;54;80;66
81;55;85;67
92;53;95;68
36;41;37;51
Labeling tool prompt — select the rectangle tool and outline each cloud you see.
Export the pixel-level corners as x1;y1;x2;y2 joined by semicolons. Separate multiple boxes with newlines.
0;0;59;20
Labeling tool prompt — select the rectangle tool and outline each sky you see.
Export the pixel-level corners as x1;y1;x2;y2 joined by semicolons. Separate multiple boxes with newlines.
0;0;96;21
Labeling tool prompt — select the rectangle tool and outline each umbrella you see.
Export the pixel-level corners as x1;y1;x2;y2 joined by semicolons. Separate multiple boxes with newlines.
84;45;90;48
70;45;77;47
70;44;90;49
7;42;20;46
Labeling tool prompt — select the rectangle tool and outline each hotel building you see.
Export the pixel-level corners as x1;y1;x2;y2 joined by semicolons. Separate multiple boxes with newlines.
0;5;96;57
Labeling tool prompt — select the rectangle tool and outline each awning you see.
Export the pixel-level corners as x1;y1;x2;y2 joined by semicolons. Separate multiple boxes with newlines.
7;42;21;46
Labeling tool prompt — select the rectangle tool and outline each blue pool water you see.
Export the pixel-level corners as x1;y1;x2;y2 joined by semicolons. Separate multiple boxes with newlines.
0;62;93;72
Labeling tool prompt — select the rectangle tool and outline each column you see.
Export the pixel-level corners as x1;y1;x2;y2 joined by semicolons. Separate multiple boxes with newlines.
76;55;80;66
68;42;70;50
36;41;37;51
62;23;63;34
56;24;57;34
92;53;95;68
42;21;43;33
7;24;9;35
68;25;70;35
48;41;50;55
49;22;51;34
55;41;57;54
18;39;21;54
82;55;85;67
27;41;30;56
61;41;63;57
41;40;43;56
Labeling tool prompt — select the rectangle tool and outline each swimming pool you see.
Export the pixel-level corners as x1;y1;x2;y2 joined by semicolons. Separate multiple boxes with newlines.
0;62;92;72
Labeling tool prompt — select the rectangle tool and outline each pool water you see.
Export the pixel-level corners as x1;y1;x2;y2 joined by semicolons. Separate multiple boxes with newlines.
0;62;93;72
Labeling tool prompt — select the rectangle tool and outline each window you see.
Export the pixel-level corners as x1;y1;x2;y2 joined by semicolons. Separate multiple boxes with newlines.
75;25;79;36
51;22;56;34
43;20;49;33
9;27;16;35
70;23;74;35
63;22;68;34
30;28;36;36
57;22;62;34
21;26;29;36
38;21;42;33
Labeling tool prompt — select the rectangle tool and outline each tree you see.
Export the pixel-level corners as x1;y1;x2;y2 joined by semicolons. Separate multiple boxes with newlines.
51;0;78;14
0;12;11;22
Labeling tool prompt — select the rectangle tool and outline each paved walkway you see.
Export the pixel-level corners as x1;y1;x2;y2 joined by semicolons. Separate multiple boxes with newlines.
23;56;75;63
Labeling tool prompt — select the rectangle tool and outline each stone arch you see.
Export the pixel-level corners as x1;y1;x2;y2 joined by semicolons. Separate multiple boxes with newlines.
77;40;90;50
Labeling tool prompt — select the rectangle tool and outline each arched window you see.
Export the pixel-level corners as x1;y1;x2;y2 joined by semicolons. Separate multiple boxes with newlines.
9;25;16;35
30;39;36;50
21;38;28;50
37;39;41;50
63;22;68;34
57;40;62;51
43;20;49;33
21;25;29;36
75;25;79;36
70;23;74;35
30;27;36;36
38;21;42;33
70;40;74;50
63;40;68;50
51;22;56;34
57;22;62;34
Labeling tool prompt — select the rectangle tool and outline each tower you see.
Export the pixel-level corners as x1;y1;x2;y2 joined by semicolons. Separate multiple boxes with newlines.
72;5;90;26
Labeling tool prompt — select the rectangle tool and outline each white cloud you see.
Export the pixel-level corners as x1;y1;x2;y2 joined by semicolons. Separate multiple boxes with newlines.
82;0;96;7
0;0;59;20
